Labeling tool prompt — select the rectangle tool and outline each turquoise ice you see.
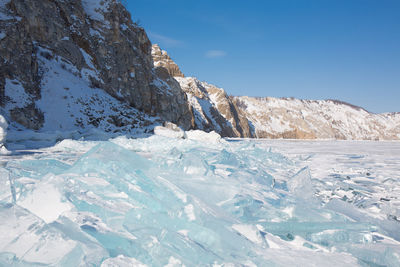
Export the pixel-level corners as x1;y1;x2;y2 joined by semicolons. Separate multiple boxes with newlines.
0;137;399;266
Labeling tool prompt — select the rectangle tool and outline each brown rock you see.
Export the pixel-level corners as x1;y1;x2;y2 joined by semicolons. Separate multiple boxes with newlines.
152;44;184;78
0;0;193;130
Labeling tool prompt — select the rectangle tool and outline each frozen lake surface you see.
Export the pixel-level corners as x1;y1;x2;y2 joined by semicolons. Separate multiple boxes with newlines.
1;137;400;266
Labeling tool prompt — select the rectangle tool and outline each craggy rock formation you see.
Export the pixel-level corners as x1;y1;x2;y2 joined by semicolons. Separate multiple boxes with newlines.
175;77;252;138
152;44;252;138
152;44;184;78
0;0;193;133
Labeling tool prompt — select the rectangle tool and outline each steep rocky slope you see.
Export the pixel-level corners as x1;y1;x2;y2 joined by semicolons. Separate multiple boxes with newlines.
151;44;184;78
0;0;193;135
152;44;252;138
175;77;253;137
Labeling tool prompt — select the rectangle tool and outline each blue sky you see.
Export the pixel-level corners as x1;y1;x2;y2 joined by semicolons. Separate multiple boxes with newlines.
125;0;400;113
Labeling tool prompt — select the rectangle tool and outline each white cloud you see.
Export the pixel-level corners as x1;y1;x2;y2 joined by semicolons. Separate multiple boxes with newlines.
205;50;227;58
148;32;183;47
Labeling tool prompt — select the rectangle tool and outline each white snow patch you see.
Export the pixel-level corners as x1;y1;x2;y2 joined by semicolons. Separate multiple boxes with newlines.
4;78;31;107
82;0;110;22
185;130;222;143
154;126;185;139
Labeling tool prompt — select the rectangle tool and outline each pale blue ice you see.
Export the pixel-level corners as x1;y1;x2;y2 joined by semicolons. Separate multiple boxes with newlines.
0;136;399;266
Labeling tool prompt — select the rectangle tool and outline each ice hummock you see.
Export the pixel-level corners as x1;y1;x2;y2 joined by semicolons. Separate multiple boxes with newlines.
1;136;400;266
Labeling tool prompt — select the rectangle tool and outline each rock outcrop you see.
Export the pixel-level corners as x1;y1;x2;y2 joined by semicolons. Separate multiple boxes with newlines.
0;0;193;133
151;45;252;137
152;44;184;78
175;77;252;137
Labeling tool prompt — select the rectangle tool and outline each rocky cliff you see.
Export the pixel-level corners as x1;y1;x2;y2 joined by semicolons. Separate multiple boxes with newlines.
151;44;184;78
0;0;193;135
152;44;251;138
174;77;253;138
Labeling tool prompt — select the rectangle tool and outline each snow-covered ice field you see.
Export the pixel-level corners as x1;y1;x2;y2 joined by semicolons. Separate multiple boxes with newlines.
1;137;399;266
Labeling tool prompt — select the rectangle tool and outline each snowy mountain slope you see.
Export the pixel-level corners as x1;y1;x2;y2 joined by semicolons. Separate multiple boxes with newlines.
233;96;400;140
0;0;193;138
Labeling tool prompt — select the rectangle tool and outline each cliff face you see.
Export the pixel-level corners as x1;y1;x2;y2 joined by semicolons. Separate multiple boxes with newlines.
174;77;252;138
0;0;193;133
151;44;184;78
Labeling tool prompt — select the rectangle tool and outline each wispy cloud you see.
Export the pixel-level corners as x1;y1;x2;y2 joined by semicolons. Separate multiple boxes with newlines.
205;50;227;58
148;32;183;47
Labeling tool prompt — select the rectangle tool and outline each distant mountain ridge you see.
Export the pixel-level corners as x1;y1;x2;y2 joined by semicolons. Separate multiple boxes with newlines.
0;0;399;140
152;45;400;140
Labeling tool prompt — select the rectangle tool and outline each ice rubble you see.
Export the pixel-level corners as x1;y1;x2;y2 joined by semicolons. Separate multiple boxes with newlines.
0;137;400;266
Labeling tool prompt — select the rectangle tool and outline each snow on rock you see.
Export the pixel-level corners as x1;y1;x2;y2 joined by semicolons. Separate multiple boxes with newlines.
0;145;9;155
82;0;111;22
154;122;185;139
154;126;184;139
0;115;10;154
153;122;224;144
0;115;7;143
185;130;222;144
